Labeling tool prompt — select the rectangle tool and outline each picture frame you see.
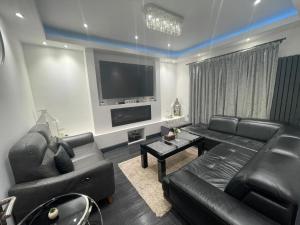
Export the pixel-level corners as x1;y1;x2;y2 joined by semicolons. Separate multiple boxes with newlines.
0;31;5;64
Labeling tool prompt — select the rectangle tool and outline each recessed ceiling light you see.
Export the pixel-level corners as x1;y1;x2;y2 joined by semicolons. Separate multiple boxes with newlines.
246;38;251;42
254;0;261;6
15;12;24;19
42;41;47;46
167;43;171;47
64;45;68;48
83;23;88;29
134;35;139;40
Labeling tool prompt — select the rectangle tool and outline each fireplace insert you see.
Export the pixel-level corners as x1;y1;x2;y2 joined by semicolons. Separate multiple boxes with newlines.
111;105;151;127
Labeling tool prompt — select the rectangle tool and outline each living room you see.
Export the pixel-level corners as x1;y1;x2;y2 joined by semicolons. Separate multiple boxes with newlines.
1;0;300;224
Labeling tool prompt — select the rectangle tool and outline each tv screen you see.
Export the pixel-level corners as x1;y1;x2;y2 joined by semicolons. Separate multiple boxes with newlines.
99;61;154;99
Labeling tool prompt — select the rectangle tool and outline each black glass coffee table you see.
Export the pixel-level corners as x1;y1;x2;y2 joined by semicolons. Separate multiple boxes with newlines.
18;193;103;225
140;131;203;182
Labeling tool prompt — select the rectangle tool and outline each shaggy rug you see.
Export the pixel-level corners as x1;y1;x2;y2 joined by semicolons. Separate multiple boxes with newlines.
118;148;197;217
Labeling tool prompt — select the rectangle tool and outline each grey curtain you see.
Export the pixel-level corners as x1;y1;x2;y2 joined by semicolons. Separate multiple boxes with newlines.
190;42;280;124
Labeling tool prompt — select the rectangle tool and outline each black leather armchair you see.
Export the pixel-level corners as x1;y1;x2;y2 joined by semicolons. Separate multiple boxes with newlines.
8;124;115;222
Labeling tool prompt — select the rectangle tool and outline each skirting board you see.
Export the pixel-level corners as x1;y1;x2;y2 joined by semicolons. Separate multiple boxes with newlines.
101;132;161;153
101;142;128;153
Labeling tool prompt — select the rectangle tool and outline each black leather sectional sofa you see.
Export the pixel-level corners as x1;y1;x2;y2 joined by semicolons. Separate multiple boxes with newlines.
163;116;300;225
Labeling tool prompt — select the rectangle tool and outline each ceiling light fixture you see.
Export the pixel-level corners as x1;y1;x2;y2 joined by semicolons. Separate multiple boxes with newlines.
167;43;171;47
254;0;261;6
64;45;68;48
134;35;139;40
144;3;184;37
15;12;24;19
42;41;47;45
83;23;88;29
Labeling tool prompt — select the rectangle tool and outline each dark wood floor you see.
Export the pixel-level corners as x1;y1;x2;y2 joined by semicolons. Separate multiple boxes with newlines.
97;138;188;225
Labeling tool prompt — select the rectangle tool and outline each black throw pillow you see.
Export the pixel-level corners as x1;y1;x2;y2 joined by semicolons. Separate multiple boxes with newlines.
54;146;74;174
58;140;75;158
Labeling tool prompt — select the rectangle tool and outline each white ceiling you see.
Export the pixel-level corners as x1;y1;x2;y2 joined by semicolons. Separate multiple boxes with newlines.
0;0;45;44
35;0;295;51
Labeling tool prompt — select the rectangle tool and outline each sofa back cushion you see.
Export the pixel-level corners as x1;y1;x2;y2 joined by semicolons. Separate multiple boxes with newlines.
29;123;52;144
9;133;59;183
208;115;239;134
236;119;281;142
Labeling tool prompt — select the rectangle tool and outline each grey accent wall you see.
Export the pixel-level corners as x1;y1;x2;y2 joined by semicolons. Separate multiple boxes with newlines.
270;55;300;126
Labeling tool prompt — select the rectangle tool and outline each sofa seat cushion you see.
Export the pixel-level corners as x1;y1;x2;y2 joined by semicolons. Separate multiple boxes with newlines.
225;136;264;152
72;142;104;163
72;152;106;171
182;143;257;191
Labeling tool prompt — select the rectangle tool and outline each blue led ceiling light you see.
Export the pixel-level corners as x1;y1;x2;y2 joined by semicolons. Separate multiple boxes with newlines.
44;7;298;58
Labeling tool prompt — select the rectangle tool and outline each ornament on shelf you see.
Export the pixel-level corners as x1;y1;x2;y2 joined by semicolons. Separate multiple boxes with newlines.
173;98;181;116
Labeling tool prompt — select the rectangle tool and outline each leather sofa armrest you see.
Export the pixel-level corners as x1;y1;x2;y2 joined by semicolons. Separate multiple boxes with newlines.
62;132;94;148
168;170;279;225
9;160;114;222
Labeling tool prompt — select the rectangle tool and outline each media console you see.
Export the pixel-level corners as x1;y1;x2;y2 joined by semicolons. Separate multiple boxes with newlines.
94;115;187;150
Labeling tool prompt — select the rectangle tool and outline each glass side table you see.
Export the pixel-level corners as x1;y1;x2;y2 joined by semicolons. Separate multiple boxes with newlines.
18;193;103;225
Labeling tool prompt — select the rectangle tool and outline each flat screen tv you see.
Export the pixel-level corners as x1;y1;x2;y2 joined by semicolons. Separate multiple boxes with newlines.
99;61;154;99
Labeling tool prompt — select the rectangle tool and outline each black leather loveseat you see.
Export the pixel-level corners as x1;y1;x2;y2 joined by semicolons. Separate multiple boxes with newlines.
163;115;300;225
8;123;115;222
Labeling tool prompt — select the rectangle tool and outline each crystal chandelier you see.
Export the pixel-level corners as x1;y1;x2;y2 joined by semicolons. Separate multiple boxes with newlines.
143;3;183;37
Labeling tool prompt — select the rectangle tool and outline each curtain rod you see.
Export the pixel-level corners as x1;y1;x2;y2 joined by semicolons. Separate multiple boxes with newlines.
186;37;286;66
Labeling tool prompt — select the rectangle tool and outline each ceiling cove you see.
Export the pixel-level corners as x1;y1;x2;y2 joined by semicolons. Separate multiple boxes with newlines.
44;7;298;58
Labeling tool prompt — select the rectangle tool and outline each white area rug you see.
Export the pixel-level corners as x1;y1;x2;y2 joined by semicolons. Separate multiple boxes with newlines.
118;148;197;217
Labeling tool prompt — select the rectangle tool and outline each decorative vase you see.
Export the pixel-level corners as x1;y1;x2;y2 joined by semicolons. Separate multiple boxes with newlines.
48;207;59;220
173;128;181;136
173;98;181;116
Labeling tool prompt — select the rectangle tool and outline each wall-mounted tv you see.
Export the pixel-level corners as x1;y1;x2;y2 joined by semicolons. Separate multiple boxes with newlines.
99;60;154;99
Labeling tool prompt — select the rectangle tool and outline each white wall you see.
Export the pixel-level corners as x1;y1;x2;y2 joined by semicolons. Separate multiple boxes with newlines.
0;18;36;199
23;45;94;136
160;62;177;118
175;23;300;121
21;45;181;148
176;63;190;121
278;24;300;57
